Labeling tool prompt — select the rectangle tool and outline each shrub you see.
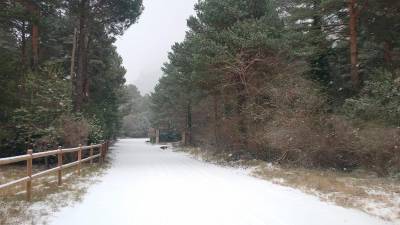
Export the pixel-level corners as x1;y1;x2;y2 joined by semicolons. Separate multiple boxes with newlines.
191;69;400;176
58;115;89;148
343;69;400;126
87;116;104;144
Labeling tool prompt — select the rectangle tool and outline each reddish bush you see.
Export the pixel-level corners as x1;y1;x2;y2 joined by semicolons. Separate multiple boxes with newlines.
59;115;89;148
190;70;400;176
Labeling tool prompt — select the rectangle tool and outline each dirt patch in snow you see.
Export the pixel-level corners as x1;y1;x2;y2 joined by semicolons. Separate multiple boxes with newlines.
177;146;400;224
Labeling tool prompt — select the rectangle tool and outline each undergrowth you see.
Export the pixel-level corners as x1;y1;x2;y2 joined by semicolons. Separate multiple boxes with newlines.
177;146;400;223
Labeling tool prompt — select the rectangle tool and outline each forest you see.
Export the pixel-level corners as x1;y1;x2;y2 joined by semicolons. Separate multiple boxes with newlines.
0;0;143;157
1;0;399;176
0;1;399;223
120;84;151;138
150;0;400;176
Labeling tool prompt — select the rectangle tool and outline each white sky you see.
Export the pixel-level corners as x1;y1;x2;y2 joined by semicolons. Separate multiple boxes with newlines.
115;0;197;94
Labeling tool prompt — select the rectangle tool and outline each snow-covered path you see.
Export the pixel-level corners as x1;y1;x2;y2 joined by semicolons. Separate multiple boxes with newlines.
48;139;393;225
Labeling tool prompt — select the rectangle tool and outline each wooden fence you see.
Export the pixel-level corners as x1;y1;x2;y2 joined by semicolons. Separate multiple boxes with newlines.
0;141;109;201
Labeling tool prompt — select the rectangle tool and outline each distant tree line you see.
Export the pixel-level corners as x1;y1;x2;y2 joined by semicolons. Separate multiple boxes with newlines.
0;0;143;157
119;84;151;138
150;0;400;176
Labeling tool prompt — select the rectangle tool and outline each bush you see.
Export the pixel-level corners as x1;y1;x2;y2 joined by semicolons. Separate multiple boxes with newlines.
343;69;400;126
0;63;110;157
58;115;89;147
3;66;72;155
190;68;400;176
87;116;104;144
258;113;400;176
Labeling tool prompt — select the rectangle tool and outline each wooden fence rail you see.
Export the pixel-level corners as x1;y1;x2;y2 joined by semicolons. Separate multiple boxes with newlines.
0;141;109;201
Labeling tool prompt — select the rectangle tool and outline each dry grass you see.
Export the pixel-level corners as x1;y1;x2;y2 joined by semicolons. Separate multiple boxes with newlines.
0;158;111;225
253;164;400;222
178;146;400;224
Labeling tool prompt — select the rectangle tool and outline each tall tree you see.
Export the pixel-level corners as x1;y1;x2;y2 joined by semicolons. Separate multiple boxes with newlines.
0;0;143;155
14;0;40;69
348;0;360;89
70;0;143;112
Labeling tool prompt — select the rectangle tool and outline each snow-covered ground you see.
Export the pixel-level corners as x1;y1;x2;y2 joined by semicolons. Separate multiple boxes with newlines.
48;139;395;225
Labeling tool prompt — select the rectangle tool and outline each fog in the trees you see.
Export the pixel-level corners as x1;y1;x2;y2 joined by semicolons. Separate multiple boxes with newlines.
115;0;197;94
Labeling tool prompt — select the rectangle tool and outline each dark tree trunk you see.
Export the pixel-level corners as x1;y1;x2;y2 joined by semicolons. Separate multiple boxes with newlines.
309;0;331;85
16;0;39;70
70;28;77;82
213;94;220;147
74;0;90;112
21;21;27;67
383;40;393;67
31;18;39;69
348;0;360;89
235;78;248;150
312;0;322;31
185;101;192;145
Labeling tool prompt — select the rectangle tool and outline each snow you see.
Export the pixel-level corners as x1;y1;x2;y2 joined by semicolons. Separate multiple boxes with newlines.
48;139;395;225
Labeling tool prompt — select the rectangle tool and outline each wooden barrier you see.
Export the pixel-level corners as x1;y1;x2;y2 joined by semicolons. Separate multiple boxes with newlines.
0;141;109;201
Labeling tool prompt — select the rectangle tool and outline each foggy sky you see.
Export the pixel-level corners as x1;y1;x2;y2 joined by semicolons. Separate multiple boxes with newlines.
115;0;197;95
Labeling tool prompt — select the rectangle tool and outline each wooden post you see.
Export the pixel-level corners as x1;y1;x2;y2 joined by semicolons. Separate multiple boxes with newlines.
181;131;186;145
57;146;62;186
26;149;33;201
77;144;82;176
156;129;160;144
106;141;109;156
100;144;104;164
103;142;107;162
104;141;107;157
90;144;94;164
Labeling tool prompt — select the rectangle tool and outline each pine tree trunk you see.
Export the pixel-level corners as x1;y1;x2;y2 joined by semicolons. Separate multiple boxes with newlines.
70;28;77;80
31;20;39;69
16;0;39;70
74;0;89;112
213;94;219;147
181;131;186;145
236;78;248;150
186;101;192;145
21;21;27;67
383;40;393;67
312;0;322;31
348;0;360;89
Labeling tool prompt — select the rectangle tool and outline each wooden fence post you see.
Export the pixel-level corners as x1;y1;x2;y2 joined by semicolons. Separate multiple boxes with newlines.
104;142;106;157
100;144;104;164
156;129;160;144
0;143;113;199
77;144;82;176
106;141;108;156
57;146;62;186
182;131;186;145
103;142;107;162
26;149;33;201
90;144;94;164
